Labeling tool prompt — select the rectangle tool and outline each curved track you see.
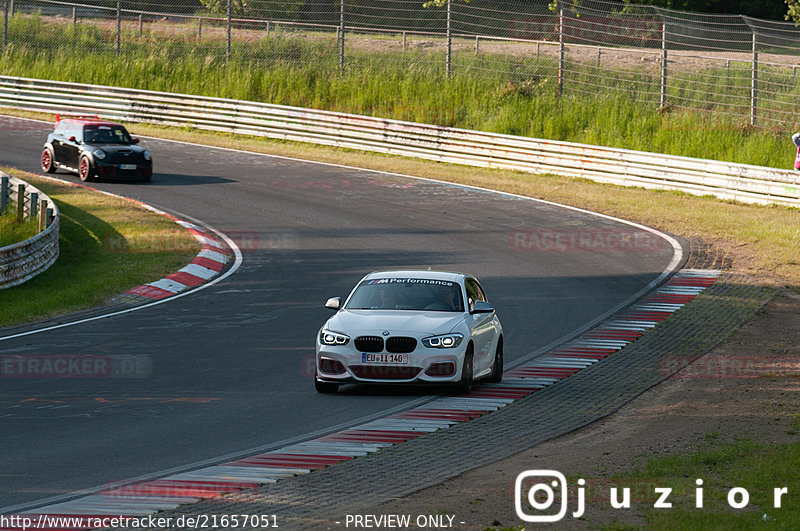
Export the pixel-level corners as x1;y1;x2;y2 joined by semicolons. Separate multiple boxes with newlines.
0;116;679;509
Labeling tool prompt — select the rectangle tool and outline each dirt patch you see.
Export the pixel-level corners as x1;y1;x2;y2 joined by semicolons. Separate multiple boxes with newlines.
354;292;800;530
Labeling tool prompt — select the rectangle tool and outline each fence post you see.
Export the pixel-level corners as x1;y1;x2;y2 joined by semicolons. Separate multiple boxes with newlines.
72;6;77;25
197;17;202;40
660;21;668;109
138;13;143;36
402;31;406;51
475;35;479;55
751;30;758;126
558;9;564;98
15;183;24;223
7;0;11;18
0;176;7;215
226;0;232;65
3;0;8;51
29;192;38;219
338;0;344;71
38;199;47;232
446;0;452;78
265;21;270;38
115;1;121;56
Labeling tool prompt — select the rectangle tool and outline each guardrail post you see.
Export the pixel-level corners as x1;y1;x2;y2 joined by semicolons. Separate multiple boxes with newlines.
15;183;24;223
446;0;452;78
338;0;345;71
29;192;37;219
38;198;47;232
660;21;668;109
558;9;564;98
0;176;7;215
226;0;232;65
115;1;121;57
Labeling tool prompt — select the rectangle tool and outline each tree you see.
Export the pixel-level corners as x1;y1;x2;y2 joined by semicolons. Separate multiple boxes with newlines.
620;0;786;20
201;0;248;16
787;0;800;21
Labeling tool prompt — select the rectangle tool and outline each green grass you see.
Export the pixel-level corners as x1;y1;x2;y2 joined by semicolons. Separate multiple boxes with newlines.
0;169;199;328
602;438;800;529
0;204;38;247
2;12;800;170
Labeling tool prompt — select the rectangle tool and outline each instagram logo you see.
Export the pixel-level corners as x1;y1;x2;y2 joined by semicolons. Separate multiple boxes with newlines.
515;470;584;522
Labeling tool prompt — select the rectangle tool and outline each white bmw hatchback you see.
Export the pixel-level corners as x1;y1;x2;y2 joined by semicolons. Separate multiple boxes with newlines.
315;270;503;394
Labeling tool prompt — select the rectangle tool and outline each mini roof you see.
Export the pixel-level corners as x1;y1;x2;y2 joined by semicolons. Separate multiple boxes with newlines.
55;114;122;126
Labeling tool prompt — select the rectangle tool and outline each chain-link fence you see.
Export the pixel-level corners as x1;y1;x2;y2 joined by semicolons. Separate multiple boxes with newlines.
2;0;800;127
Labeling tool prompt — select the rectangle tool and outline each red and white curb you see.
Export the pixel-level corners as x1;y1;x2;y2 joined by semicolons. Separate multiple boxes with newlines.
3;269;720;529
125;220;230;301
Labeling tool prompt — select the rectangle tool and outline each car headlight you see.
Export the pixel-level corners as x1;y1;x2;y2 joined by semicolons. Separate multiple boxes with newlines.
422;333;464;349
320;330;350;346
92;149;106;160
143;150;151;161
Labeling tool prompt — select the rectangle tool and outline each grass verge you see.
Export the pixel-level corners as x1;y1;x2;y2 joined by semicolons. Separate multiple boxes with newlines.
0;167;199;328
0;205;38;248
600;437;800;529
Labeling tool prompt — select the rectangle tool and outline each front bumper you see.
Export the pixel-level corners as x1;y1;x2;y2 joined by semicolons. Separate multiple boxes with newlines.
316;342;466;384
94;160;152;181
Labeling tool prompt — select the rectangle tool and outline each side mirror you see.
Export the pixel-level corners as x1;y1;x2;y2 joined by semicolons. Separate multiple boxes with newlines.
133;138;140;143
325;297;342;310
68;136;77;143
471;301;494;314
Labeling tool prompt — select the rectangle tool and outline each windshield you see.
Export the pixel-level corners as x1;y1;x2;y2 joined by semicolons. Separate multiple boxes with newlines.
83;125;134;144
346;278;464;312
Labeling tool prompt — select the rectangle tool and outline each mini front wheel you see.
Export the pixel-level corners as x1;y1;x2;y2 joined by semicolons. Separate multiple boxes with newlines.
79;156;94;182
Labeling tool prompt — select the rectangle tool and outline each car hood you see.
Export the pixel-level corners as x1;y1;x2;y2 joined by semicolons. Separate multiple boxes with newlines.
86;143;146;154
326;310;465;335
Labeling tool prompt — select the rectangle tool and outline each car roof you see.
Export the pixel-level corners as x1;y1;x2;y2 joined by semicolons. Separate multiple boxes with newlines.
362;270;467;283
56;117;122;127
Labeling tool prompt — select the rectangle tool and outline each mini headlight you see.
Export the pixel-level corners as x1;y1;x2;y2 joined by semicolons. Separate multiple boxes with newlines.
320;330;350;346
92;149;106;160
143;150;151;161
422;333;464;349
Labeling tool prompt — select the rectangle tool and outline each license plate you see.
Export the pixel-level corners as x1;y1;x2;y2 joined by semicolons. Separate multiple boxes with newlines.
120;164;137;170
362;353;408;364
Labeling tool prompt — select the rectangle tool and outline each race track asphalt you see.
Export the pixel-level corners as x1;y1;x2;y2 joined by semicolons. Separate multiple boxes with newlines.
0;116;678;509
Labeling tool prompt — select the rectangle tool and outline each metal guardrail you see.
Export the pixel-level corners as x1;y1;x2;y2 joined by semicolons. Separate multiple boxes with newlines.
0;171;59;289
1;75;799;206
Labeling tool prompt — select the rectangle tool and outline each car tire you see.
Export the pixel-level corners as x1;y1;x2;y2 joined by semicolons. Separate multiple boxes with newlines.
315;378;339;394
486;336;503;383
79;156;94;182
41;148;57;173
454;344;474;394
